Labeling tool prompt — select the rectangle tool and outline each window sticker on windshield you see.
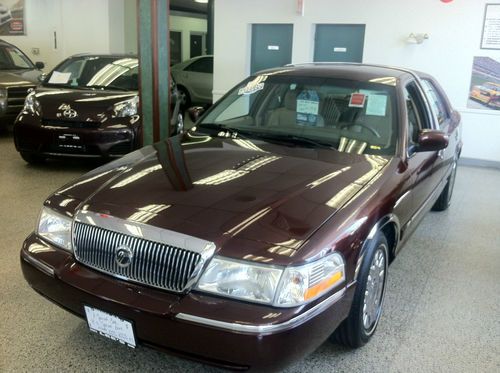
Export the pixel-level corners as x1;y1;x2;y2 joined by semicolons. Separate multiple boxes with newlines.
296;90;320;126
349;93;366;108
48;71;72;84
365;94;388;116
238;76;267;95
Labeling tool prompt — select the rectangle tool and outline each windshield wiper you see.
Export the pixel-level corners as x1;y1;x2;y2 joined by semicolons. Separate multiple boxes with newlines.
259;133;335;149
86;84;130;91
197;124;335;149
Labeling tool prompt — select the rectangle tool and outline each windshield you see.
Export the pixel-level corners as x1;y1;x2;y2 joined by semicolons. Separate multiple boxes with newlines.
0;45;34;70
44;56;138;91
200;74;398;155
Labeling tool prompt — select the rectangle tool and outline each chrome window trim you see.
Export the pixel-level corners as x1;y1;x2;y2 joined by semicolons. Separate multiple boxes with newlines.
175;287;346;335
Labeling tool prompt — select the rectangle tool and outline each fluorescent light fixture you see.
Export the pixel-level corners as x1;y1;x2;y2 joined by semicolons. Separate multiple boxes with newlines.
194;0;208;3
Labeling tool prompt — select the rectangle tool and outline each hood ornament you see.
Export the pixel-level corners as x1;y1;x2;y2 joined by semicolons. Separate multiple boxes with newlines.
115;244;133;268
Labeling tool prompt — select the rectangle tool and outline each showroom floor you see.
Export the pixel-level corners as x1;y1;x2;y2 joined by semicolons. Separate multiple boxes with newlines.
0;130;499;373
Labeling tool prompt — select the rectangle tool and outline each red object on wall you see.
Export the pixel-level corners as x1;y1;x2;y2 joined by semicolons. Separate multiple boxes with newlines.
441;0;453;3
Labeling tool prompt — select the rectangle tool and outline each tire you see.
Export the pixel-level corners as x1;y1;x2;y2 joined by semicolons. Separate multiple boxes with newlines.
177;86;191;111
20;151;45;165
432;158;457;211
333;232;389;348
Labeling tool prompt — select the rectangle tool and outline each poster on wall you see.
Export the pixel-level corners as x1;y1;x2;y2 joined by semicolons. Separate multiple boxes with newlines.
481;3;500;49
0;0;24;35
467;56;500;111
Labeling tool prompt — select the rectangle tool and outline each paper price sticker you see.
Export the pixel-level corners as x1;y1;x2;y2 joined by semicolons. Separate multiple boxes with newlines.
349;93;366;108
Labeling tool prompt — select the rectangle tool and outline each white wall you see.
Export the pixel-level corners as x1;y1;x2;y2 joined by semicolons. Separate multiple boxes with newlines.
170;14;207;62
122;4;208;62
1;0;63;71
213;0;500;162
2;0;127;71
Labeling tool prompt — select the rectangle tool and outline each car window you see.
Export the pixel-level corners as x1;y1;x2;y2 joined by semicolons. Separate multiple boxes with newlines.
421;79;448;126
185;57;213;74
44;57;139;91
199;75;398;155
404;81;431;152
0;45;33;69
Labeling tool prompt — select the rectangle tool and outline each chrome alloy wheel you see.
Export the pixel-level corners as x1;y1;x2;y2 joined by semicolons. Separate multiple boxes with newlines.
362;244;387;335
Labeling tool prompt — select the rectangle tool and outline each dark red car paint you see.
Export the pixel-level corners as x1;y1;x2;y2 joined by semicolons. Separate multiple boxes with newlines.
20;64;462;371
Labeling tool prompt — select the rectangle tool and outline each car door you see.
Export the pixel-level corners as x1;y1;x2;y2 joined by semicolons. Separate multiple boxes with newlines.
184;56;213;103
403;80;443;224
420;78;459;183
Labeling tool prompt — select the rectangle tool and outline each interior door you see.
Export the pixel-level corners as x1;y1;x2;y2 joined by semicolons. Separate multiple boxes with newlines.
190;34;203;58
250;24;293;74
314;24;365;63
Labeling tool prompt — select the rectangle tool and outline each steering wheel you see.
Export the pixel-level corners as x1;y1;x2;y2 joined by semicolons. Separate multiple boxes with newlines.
341;123;381;138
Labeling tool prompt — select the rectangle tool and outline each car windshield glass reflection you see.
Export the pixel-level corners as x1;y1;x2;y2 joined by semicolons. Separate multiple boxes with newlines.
199;74;398;155
44;56;139;91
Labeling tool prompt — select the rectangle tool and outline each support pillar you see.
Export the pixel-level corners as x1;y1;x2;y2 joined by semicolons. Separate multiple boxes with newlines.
138;0;170;145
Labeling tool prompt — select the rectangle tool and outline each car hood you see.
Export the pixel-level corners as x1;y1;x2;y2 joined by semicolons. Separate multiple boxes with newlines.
0;69;40;86
55;133;388;264
34;87;137;122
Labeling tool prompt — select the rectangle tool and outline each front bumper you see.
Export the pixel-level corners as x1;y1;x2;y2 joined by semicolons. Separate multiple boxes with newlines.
14;113;139;158
21;233;352;372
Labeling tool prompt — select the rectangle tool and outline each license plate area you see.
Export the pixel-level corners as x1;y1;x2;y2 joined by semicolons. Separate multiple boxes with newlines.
56;133;85;152
84;305;136;348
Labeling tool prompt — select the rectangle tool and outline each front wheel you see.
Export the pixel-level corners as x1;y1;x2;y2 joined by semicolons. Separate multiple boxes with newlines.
333;232;388;348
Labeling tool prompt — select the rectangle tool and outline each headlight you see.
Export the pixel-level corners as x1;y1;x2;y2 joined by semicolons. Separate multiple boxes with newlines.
197;253;345;307
113;96;139;117
23;90;41;115
197;257;282;304
275;253;345;307
37;206;73;251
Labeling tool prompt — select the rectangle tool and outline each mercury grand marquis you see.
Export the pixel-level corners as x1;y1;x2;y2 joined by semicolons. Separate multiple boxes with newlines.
21;63;462;371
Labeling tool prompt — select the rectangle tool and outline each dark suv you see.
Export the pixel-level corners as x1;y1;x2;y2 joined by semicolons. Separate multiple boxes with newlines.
0;39;44;126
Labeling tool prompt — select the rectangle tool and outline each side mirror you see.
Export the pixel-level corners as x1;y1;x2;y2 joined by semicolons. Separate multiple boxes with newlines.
35;61;45;70
416;130;448;152
188;106;205;123
37;73;47;83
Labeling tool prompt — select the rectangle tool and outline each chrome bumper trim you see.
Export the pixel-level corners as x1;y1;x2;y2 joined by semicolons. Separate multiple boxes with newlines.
22;251;55;277
176;288;346;335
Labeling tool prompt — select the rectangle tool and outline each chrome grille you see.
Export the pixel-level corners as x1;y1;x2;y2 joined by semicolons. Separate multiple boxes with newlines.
73;222;202;292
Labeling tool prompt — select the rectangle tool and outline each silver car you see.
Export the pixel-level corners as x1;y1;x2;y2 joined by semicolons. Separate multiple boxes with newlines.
171;55;213;108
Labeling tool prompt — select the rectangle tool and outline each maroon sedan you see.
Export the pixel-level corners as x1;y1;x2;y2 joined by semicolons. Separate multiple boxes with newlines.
21;63;461;371
13;54;181;163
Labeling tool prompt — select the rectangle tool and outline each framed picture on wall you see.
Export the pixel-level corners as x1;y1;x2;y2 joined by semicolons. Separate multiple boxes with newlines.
467;56;500;111
480;3;500;50
0;0;25;35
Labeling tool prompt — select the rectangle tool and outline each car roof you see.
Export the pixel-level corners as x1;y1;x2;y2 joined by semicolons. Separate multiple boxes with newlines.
69;53;138;59
256;63;419;83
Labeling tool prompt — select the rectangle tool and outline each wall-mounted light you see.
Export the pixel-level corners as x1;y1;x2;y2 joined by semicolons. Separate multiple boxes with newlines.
407;33;429;44
194;0;209;3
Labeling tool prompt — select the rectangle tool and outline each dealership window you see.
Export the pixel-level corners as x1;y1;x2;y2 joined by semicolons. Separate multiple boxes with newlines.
421;79;448;127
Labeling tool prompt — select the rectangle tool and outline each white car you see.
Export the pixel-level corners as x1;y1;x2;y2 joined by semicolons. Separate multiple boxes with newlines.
171;55;213;108
0;4;12;26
